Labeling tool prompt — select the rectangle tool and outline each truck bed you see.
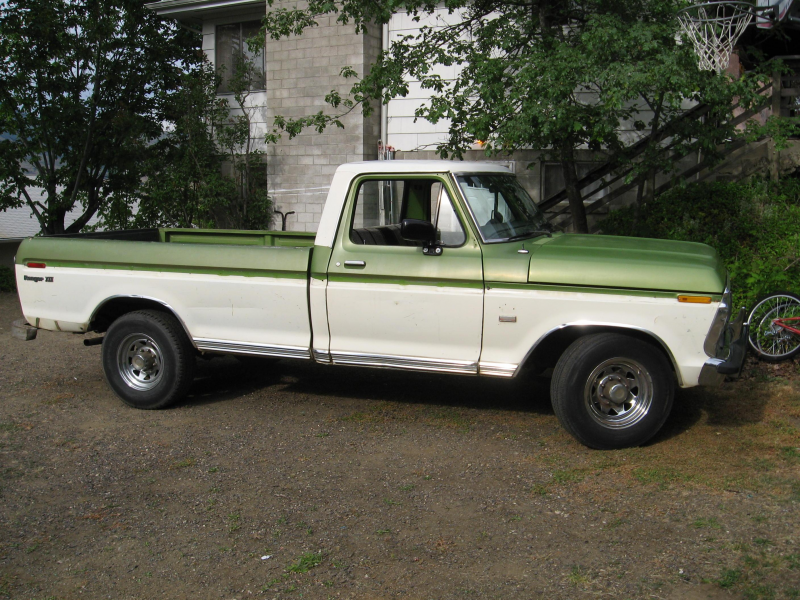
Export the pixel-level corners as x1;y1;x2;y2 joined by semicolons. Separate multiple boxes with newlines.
15;228;316;354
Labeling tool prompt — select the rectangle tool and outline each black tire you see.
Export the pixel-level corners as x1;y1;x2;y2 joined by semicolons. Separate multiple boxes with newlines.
550;333;675;450
747;291;800;362
102;309;195;409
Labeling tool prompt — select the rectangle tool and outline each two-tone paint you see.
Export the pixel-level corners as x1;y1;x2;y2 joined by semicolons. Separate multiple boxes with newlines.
15;160;729;388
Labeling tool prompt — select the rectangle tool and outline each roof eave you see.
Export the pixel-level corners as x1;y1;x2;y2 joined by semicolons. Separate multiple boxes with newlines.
144;0;264;18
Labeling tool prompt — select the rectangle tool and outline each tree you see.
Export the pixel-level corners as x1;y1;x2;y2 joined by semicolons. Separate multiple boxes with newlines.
262;0;775;233
98;42;273;231
0;0;200;234
212;44;272;230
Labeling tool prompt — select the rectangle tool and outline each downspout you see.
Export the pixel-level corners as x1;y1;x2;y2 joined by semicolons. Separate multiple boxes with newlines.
381;22;389;156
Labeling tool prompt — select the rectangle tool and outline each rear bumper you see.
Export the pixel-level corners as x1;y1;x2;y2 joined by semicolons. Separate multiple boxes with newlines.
699;307;748;386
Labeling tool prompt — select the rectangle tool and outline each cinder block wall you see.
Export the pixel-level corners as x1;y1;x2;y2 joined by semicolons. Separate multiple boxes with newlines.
266;10;381;232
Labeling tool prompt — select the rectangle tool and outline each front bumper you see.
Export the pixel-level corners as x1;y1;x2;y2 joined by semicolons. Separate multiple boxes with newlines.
699;307;749;386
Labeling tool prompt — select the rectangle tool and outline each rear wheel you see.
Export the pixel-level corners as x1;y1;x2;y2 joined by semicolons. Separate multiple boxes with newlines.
550;333;674;449
102;310;195;409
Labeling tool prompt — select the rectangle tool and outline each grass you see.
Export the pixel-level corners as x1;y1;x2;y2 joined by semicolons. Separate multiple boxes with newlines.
719;568;743;588
567;566;591;586
632;466;692;488
692;517;722;529
552;468;586;485
170;458;195;469
228;514;241;533
287;552;323;574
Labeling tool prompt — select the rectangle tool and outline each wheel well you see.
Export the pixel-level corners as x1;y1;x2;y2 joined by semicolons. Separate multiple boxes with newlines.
90;297;183;335
521;325;677;377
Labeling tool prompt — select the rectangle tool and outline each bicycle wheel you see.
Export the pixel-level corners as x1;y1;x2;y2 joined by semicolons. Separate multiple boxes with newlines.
747;292;800;362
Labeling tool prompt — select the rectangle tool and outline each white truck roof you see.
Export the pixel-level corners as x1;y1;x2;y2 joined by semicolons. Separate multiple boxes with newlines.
336;160;512;175
315;161;514;248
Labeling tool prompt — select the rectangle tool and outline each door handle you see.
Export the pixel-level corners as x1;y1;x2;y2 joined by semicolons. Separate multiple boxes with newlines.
344;260;366;267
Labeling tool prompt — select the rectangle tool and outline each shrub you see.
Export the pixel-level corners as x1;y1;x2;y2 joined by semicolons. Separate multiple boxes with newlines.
597;178;800;309
0;266;15;293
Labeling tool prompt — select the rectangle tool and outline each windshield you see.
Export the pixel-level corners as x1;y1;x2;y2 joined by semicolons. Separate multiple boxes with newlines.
456;174;549;242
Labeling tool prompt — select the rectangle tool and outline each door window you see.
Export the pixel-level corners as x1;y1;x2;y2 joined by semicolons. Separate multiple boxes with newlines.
349;178;466;247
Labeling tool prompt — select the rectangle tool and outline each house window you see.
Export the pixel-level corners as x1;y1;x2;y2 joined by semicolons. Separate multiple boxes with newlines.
215;21;266;94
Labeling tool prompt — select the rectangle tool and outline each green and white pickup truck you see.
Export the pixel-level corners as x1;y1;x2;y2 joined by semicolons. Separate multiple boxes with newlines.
14;160;747;449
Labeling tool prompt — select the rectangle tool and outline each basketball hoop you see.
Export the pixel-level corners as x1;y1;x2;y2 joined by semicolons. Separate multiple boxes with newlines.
677;2;755;72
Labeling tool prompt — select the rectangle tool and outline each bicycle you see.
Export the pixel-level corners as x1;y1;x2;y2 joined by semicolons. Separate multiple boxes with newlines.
747;291;800;362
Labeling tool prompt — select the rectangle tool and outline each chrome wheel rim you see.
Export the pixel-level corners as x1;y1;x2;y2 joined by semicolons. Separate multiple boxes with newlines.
117;333;164;391
748;295;800;359
584;358;653;429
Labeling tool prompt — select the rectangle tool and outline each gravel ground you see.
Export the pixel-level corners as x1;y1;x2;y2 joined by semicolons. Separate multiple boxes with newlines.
0;291;798;600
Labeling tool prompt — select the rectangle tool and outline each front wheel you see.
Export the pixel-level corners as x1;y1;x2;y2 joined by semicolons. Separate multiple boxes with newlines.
550;333;675;449
102;310;195;409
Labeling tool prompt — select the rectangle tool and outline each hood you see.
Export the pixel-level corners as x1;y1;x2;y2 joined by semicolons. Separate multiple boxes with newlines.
527;234;726;294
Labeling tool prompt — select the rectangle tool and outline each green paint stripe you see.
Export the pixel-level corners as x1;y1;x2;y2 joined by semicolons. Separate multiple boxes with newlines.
487;281;723;300
329;274;483;289
38;260;308;280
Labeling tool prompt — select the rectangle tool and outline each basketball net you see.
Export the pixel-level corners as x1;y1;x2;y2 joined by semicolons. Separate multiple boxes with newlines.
677;2;754;72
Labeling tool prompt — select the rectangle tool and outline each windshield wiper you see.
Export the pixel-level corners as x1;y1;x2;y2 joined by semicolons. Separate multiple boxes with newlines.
506;229;552;242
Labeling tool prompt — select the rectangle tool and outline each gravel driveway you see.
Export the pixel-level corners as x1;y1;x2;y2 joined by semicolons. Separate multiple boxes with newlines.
1;292;798;599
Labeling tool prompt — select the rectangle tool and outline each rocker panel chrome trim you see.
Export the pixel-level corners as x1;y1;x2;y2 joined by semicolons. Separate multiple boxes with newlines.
195;338;311;360
313;348;332;363
478;362;518;378
330;351;478;374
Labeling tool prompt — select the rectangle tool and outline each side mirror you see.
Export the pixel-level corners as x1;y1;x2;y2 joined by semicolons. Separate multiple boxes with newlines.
401;219;442;256
401;219;436;243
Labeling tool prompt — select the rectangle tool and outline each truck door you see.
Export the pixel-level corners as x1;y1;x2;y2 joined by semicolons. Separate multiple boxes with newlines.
326;174;484;373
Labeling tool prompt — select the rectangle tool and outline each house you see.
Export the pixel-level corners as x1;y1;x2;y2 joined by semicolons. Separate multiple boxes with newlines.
145;0;589;232
146;0;800;233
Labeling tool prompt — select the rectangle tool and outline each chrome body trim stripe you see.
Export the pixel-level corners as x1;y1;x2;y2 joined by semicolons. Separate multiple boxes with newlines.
312;348;332;363
330;351;478;374
194;338;311;359
478;362;517;378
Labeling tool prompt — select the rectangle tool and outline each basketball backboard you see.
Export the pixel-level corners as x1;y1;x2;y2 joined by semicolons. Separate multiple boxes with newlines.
757;0;796;27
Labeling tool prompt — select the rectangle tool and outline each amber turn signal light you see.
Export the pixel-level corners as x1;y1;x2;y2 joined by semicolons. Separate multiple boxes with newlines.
677;295;712;304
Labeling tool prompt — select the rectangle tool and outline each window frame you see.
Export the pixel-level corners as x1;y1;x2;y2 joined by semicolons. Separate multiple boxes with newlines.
453;171;549;245
215;20;266;95
343;174;471;251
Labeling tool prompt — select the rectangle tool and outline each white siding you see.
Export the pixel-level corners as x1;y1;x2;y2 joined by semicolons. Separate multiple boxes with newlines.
386;8;467;151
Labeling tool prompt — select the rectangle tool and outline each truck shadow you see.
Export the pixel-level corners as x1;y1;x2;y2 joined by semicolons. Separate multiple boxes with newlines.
647;378;768;445
183;356;554;415
184;356;769;442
